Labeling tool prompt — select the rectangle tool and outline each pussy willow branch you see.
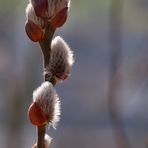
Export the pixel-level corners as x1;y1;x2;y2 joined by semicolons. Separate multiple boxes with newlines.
36;23;56;148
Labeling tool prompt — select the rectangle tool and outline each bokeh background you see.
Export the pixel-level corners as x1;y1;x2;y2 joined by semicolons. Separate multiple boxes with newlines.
1;0;148;148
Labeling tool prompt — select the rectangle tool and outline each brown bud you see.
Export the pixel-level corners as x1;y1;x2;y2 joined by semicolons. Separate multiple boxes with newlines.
28;102;50;126
25;20;44;42
51;7;68;28
31;0;48;18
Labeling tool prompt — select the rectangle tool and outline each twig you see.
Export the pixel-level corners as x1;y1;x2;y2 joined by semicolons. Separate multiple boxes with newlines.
37;24;56;148
37;125;46;148
39;23;56;81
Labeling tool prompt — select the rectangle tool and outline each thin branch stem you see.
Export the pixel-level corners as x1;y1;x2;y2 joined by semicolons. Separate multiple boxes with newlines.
36;24;56;148
37;125;46;148
39;24;56;81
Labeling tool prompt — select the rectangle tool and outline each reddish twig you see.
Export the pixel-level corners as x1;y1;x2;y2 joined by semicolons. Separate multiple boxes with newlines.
36;24;56;148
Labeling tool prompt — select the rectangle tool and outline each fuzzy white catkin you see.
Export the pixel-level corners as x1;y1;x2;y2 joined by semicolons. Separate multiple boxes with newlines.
33;82;61;126
26;3;44;27
33;134;52;148
47;0;71;18
49;36;74;79
44;134;52;148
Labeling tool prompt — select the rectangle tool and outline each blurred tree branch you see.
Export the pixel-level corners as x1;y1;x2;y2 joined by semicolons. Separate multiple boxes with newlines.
108;0;131;148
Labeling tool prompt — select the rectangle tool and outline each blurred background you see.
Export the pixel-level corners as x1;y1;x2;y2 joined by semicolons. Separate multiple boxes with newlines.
0;0;148;148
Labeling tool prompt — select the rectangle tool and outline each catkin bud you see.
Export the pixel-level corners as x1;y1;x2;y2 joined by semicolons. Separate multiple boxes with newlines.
51;7;68;28
25;3;45;41
25;20;45;42
48;36;74;80
49;0;70;28
26;3;44;27
28;82;61;127
44;134;52;148
32;134;52;148
31;0;48;18
30;0;70;20
47;0;70;18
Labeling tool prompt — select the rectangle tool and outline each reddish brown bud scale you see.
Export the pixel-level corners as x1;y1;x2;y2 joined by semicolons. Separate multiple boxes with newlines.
28;102;50;126
51;7;68;28
31;0;48;18
25;20;44;42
